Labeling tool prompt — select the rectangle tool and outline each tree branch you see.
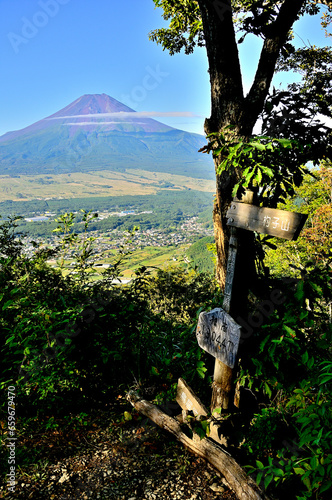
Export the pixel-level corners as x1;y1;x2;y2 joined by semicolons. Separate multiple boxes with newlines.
243;0;307;135
127;390;270;500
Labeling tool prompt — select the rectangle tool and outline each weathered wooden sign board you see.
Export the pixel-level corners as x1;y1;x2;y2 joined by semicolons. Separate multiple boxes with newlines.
196;308;241;369
226;201;308;241
176;377;208;417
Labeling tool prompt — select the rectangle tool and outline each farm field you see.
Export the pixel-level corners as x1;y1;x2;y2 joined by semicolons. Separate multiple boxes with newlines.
106;244;190;278
51;244;193;280
0;169;215;202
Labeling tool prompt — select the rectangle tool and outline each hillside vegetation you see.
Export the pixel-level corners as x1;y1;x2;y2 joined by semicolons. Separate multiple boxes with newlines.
1;166;332;499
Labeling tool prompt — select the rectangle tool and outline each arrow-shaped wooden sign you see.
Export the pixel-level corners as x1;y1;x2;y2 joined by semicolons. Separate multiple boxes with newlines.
226;201;308;241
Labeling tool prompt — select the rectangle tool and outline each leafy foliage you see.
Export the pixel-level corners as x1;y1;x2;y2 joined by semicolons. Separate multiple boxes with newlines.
237;250;332;497
1;204;332;499
201;130;310;206
245;362;332;498
149;0;204;55
263;163;332;275
0;213;217;408
148;3;332;499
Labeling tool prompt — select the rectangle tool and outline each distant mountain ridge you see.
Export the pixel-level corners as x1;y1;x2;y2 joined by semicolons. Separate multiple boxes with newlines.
0;94;214;179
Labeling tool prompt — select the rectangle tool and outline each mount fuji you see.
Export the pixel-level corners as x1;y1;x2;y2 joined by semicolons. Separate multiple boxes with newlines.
0;94;214;179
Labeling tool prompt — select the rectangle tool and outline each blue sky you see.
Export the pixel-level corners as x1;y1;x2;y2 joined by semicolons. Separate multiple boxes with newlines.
0;0;328;137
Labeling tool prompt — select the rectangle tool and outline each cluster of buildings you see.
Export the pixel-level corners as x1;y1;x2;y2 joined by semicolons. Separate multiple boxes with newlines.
21;215;212;265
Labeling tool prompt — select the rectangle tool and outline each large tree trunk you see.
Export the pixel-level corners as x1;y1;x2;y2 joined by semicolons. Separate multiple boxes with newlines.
197;0;307;289
197;0;244;289
196;0;307;410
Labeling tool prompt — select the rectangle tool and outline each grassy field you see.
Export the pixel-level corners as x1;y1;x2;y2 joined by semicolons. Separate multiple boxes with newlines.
119;245;190;277
52;244;191;280
0;169;215;202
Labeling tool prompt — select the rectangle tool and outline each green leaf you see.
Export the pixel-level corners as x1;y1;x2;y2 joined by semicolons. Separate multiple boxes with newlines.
232;182;241;197
260;166;274;176
294;467;306;475
283;325;296;337
242;168;256;188
250;142;266;151
212;407;222;415
278;138;294;149
213;147;223;156
273;468;285;477
196;360;207;378
264;474;274;490
301;351;309;364
307;357;315;369
319;375;332;384
2;300;14;310
255;168;263;185
151;366;159;376
231;141;243;152
264;382;272;399
319;480;332;494
5;335;16;346
194;425;207;440
259;335;270;352
197;368;207;379
256;471;264;485
302;476;311;491
256;460;265;469
310;456;319;470
200;419;210;437
295;281;305;301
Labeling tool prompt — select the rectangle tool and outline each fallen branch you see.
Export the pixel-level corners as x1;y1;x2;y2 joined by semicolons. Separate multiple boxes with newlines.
126;390;269;500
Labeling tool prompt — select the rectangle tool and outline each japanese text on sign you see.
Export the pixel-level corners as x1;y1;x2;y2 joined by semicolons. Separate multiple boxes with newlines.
196;308;241;368
263;216;290;232
226;202;308;241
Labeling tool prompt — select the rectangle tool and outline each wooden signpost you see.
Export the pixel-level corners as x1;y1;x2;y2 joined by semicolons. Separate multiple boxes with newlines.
226;201;308;241
195;225;241;411
196;198;308;412
127;195;308;500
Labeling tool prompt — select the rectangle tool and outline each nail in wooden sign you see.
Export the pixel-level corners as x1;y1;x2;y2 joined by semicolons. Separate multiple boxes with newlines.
226;201;308;241
196;308;241;369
